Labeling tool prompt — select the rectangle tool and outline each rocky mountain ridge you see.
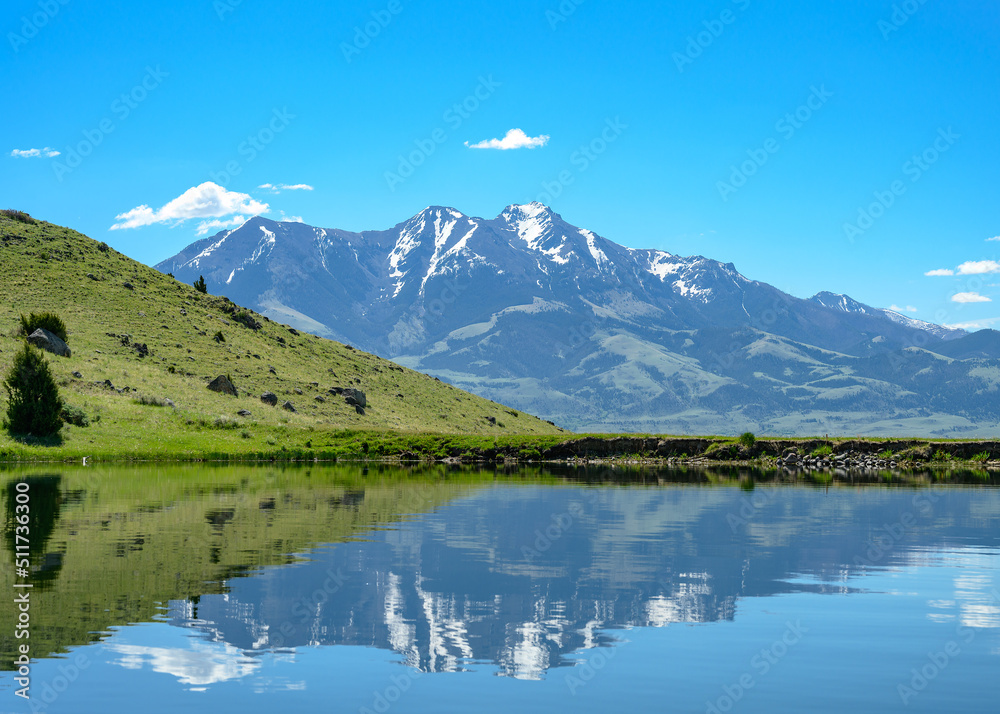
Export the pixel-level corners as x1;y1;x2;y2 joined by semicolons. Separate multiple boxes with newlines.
156;205;1000;436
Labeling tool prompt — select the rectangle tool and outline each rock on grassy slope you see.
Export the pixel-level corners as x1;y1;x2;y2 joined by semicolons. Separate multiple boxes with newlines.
0;212;564;459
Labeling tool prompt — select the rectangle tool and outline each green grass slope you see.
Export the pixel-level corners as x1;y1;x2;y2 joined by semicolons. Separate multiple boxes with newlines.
0;212;564;460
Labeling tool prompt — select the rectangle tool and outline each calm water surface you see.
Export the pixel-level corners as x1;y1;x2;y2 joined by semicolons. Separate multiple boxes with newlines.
1;465;999;713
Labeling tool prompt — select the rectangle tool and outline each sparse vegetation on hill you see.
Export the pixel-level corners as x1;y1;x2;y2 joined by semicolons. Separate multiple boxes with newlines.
0;213;564;461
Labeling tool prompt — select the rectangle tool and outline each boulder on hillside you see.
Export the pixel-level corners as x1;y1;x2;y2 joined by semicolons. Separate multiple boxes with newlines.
343;388;367;408
261;392;278;406
282;401;297;413
207;375;238;396
28;328;71;357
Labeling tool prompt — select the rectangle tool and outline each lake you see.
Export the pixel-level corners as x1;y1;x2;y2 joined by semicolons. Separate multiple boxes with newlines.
2;464;999;713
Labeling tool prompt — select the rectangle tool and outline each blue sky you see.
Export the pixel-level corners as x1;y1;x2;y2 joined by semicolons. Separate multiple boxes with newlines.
4;0;999;329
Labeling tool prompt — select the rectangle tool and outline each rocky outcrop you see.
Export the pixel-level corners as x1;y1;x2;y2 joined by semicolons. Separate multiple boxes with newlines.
207;375;238;396
342;388;367;409
28;328;71;357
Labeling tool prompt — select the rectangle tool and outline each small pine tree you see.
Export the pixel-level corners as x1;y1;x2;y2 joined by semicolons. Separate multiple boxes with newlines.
193;275;208;294
3;343;64;437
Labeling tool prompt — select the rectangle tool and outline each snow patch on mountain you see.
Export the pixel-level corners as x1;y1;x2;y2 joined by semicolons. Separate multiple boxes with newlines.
647;251;682;281
672;278;711;300
503;203;569;265
581;229;609;267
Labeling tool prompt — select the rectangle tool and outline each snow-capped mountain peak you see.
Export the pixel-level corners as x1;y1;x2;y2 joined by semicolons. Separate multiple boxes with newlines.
809;291;966;341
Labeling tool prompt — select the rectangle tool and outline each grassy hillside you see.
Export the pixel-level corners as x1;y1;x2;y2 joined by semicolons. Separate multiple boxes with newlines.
0;212;564;460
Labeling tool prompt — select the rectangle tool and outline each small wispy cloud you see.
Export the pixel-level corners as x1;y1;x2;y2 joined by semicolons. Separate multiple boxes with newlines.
945;317;1000;330
957;260;1000;275
889;305;918;314
952;292;992;304
258;183;314;193
195;216;248;236
987;236;1000;242
111;182;268;231
465;128;550;151
925;268;955;276
278;211;304;223
11;147;60;158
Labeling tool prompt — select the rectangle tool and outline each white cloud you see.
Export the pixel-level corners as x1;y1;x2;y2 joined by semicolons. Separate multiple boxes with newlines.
280;215;304;223
110;182;269;231
957;260;1000;275
11;147;60;158
945;317;1000;330
987;236;1000;242
258;183;314;193
952;292;992;304
889;305;918;313
195;215;248;236
465;128;550;150
925;268;955;276
109;642;259;687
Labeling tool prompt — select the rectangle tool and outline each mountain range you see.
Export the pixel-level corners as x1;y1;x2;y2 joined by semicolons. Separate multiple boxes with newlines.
156;204;1000;436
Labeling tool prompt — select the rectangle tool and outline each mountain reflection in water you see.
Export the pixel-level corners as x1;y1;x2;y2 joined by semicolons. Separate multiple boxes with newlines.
154;482;1000;681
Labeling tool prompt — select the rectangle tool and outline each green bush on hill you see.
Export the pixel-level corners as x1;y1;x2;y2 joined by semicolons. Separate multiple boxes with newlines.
60;404;90;427
19;311;68;343
3;343;64;437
